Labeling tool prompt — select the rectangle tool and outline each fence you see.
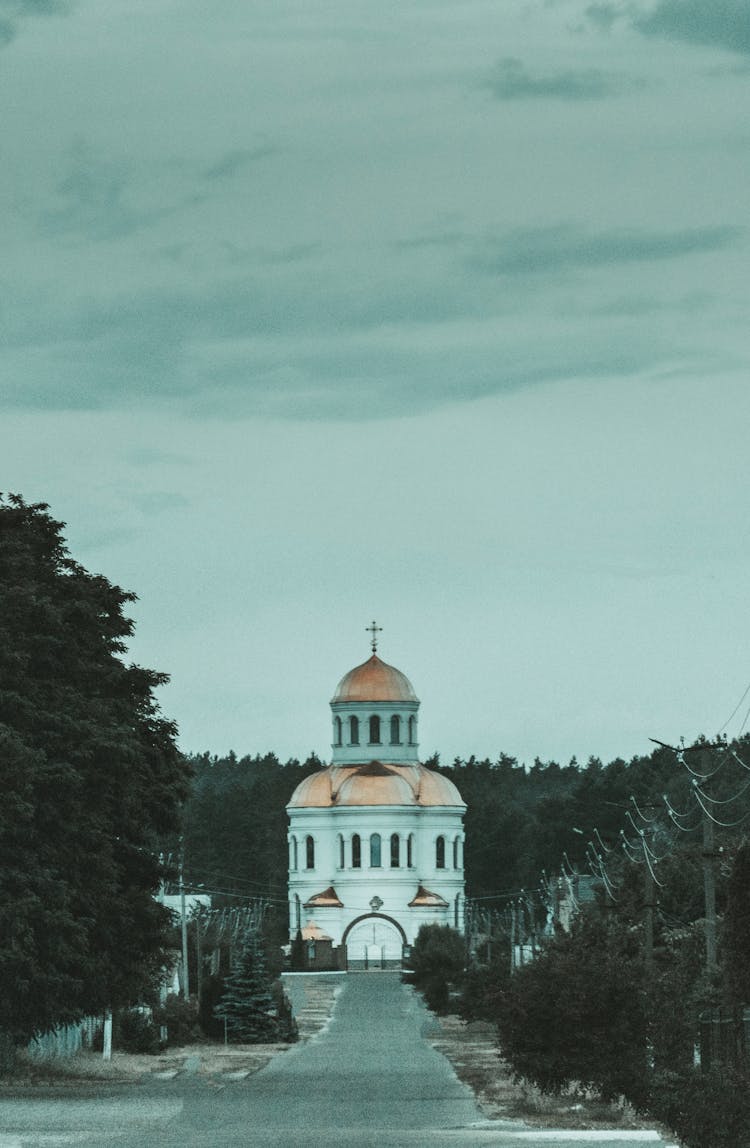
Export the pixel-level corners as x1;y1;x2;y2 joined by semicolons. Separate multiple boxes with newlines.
27;1016;99;1061
698;1006;750;1072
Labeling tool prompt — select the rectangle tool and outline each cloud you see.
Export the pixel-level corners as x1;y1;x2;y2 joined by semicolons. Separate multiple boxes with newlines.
636;1;750;54
585;3;624;31
204;145;277;181
39;139;177;241
130;491;190;516
587;1;750;55
0;269;687;421
486;56;628;100
471;224;740;275
0;0;69;47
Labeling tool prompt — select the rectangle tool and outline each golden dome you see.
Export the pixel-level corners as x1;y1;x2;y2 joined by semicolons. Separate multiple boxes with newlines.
287;763;465;809
331;654;418;704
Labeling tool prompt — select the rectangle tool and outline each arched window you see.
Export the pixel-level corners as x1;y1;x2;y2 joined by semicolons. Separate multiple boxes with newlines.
305;835;315;869
290;836;298;871
407;833;414;868
390;714;401;744
453;836;459;869
370;833;382;867
369;714;381;744
436;835;445;869
338;833;345;868
408;715;416;745
390;833;400;867
352;833;361;869
334;716;342;746
349;715;359;745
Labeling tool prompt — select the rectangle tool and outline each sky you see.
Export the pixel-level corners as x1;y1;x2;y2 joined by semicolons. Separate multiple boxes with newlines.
2;0;750;768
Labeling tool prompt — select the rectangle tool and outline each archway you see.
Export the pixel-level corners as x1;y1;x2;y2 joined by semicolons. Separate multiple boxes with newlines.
343;913;406;970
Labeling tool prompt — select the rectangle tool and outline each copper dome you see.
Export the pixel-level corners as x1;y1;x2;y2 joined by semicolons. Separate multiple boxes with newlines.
287;763;464;809
331;654;418;704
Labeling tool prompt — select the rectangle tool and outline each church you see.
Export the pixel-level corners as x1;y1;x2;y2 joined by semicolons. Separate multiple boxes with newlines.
287;629;466;968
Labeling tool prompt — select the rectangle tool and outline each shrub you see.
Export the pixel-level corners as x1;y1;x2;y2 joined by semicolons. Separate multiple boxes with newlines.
406;925;465;1015
116;1009;160;1055
153;994;201;1047
648;1067;750;1148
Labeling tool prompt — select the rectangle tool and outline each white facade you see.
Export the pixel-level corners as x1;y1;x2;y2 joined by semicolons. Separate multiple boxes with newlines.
287;651;466;966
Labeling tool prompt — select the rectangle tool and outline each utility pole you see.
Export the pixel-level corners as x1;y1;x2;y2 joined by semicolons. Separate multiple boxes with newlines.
651;738;723;975
195;912;203;1001
643;858;654;975
179;840;190;999
701;750;718;972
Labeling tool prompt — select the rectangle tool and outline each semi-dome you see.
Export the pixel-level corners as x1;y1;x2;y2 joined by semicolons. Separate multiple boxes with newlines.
331;654;418;704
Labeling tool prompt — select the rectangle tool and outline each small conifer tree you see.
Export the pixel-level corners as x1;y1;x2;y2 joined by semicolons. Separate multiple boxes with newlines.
213;928;281;1043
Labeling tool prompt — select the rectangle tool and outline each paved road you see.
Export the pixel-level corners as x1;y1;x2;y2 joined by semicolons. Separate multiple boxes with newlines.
0;974;674;1147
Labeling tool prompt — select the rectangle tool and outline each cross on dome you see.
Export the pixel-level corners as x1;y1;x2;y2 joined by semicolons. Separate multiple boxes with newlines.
365;620;383;653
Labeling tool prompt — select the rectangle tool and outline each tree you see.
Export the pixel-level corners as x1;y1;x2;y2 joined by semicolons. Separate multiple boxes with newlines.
213;927;285;1043
0;495;190;1043
494;910;649;1103
723;842;750;1005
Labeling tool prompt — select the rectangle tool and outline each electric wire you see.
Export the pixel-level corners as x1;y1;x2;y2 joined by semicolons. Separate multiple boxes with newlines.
691;773;750;805
678;751;724;781
629;795;656;824
593;827;613;854
718;681;750;734
691;785;750;829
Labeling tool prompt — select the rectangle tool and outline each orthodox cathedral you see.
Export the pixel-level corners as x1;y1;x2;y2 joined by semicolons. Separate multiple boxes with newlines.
287;629;466;968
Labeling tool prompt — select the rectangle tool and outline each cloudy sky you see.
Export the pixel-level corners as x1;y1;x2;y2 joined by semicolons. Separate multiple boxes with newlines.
3;0;750;767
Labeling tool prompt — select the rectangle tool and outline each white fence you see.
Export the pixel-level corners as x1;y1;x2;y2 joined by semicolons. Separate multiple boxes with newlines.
27;1016;99;1060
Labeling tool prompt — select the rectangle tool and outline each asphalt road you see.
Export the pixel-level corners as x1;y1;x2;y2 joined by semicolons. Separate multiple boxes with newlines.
0;974;674;1147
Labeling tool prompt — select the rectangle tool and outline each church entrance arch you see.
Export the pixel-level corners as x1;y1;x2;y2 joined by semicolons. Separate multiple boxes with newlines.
343;913;406;970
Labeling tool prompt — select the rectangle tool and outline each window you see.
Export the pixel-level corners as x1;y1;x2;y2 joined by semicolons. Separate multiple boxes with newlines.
407;833;414;868
290;836;298;871
369;714;381;744
349;715;359;745
408;715;416;745
453;836;459;869
390;714;401;744
334;716;342;746
352;833;361;869
305;835;315;869
390;833;400;867
370;833;382;867
436;835;445;869
338;833;345;868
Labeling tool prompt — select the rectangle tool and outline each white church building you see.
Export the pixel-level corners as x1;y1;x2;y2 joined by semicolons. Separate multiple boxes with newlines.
287;633;466;968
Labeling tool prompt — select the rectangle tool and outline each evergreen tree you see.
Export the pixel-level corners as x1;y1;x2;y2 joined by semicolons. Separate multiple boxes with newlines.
214;927;283;1043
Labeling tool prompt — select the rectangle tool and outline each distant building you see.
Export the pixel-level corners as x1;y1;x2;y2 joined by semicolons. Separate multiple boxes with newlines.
287;639;466;968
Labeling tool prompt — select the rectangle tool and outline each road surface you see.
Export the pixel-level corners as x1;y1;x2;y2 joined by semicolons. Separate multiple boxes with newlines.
0;973;674;1147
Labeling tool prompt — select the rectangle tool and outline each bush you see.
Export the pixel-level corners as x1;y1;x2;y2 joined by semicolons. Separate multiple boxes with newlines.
199;974;226;1040
116;1009;160;1055
153;994;201;1047
406;925;465;1015
0;1031;16;1075
648;1067;750;1148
